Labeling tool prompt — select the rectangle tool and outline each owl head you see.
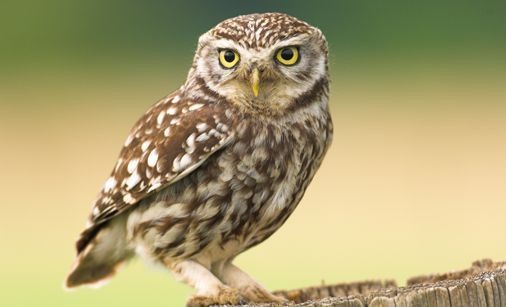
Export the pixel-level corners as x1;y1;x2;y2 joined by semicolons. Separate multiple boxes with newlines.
188;13;329;116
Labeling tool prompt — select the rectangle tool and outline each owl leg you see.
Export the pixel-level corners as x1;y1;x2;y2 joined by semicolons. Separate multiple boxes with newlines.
166;260;247;307
216;262;287;303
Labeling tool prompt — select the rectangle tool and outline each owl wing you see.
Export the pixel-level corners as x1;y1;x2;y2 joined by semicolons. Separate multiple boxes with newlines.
76;91;235;253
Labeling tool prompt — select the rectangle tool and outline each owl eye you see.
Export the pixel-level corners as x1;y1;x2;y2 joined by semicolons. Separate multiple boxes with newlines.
275;46;299;66
219;49;240;68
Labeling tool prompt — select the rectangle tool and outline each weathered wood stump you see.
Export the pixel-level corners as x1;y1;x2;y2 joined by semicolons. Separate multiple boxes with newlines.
236;259;506;307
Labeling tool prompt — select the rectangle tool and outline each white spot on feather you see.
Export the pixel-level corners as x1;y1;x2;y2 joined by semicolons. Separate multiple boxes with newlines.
189;103;204;111
157;111;165;125
141;141;151;152
217;123;229;132
172;154;191;172
127;159;139;174
148;149;158;167
124;134;134;147
196;133;210;142
147;177;162;192
103;177;117;192
172;156;181;172
172;95;180;103
114;158;123;172
196;123;208;132
208;129;221;138
125;171;141;190
92;206;100;216
166;107;177;115
186;133;196;153
101;196;113;205
164;127;171;137
123;193;135;204
180;153;192;170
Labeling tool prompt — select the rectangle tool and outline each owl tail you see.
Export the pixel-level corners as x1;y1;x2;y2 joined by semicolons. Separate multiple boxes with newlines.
64;216;134;289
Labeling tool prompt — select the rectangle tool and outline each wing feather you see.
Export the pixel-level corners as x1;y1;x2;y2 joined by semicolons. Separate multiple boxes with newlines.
76;91;235;253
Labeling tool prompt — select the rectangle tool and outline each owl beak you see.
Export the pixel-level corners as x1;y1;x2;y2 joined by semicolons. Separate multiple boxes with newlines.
250;67;260;97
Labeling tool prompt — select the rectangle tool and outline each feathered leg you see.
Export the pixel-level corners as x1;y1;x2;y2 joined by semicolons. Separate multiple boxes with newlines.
216;262;287;303
166;259;246;307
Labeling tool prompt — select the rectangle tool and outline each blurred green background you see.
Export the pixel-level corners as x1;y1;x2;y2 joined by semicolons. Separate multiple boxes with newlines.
1;1;505;306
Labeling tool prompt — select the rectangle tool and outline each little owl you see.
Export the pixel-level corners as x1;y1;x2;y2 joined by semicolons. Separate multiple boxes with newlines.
65;12;332;306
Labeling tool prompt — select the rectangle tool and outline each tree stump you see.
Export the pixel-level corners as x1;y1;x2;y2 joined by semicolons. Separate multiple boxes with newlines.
236;259;506;307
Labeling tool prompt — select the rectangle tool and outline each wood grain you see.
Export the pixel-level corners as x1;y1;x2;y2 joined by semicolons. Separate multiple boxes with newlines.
233;259;506;307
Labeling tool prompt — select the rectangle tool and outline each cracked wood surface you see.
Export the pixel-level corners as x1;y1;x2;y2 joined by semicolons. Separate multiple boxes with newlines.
233;259;506;307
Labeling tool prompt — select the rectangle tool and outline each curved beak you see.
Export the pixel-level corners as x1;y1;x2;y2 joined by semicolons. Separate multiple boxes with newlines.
250;67;260;97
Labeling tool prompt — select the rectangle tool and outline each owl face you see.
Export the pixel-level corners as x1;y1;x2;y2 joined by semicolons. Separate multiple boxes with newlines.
190;13;328;116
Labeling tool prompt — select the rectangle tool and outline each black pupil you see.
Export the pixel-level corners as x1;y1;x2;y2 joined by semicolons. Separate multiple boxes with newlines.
224;50;235;63
281;48;294;60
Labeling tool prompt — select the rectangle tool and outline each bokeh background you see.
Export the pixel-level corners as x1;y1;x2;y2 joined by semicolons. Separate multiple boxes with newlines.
1;1;505;306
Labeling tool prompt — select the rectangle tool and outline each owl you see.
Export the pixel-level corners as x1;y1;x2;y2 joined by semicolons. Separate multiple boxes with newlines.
65;13;332;306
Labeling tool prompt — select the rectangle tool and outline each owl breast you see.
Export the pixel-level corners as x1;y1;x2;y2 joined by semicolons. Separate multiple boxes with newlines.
126;102;332;263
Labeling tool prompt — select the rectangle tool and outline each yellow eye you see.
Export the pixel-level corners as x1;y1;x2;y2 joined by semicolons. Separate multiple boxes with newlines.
275;46;299;66
219;49;240;68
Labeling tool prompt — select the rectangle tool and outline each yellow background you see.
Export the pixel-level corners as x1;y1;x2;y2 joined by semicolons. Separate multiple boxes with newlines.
1;1;505;306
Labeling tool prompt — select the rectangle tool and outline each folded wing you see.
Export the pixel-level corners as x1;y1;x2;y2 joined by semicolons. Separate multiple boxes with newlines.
76;92;235;254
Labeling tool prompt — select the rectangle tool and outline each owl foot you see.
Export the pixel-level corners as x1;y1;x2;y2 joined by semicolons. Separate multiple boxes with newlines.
186;287;247;307
216;262;289;304
239;285;288;304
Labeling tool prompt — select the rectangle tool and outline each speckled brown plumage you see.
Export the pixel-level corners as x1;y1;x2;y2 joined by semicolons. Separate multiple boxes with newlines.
66;12;332;306
76;91;235;253
210;13;314;49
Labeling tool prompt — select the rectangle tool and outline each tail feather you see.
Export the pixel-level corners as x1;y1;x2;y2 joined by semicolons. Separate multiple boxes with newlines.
65;215;133;289
75;224;102;254
65;255;121;289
